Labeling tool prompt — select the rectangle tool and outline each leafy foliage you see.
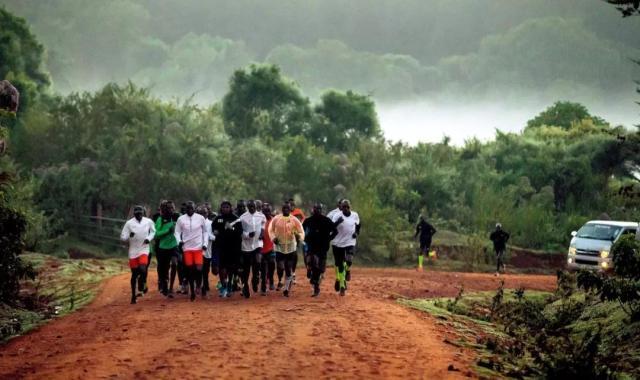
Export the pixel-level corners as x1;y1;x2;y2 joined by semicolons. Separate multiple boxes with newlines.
222;64;311;140
526;101;607;130
578;235;640;319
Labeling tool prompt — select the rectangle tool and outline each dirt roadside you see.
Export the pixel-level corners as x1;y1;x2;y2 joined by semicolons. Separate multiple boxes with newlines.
0;268;555;379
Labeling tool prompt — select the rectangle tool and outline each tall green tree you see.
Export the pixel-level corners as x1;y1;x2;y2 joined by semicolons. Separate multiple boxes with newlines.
0;6;49;112
222;64;311;140
526;101;606;130
310;90;381;152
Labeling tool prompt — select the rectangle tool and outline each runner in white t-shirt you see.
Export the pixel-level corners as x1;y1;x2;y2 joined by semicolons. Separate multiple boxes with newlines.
331;199;360;296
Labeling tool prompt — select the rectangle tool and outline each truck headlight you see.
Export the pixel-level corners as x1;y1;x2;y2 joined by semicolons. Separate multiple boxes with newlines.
600;250;609;258
568;247;576;255
601;261;609;269
567;258;574;264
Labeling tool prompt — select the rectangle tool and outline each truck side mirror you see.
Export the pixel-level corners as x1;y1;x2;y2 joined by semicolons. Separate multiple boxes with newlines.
571;231;577;237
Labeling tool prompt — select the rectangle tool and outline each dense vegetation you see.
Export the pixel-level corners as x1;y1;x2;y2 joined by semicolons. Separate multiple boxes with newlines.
404;236;640;378
0;6;638;264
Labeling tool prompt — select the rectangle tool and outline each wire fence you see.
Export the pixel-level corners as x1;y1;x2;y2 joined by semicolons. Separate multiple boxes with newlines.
68;215;127;251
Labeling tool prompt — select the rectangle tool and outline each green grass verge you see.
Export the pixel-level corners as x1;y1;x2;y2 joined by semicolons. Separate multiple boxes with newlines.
1;253;126;342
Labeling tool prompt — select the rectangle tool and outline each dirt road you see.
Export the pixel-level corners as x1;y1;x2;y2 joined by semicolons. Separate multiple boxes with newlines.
0;268;555;379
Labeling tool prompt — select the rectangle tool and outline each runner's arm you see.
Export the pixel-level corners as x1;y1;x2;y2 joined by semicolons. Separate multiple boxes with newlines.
294;218;305;242
201;218;208;250
146;220;156;242
268;217;277;242
174;218;183;244
154;218;172;238
120;221;131;242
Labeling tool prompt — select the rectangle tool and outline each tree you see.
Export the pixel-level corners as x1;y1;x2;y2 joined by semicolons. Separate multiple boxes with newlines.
606;0;640;16
526;101;606;130
310;90;381;151
0;7;50;113
0;80;35;303
222;64;311;140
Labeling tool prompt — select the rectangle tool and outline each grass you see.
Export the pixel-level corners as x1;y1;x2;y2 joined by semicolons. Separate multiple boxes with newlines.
39;234;124;259
402;288;640;378
1;253;126;342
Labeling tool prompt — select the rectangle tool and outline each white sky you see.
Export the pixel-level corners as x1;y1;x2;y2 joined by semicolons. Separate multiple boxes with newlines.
378;98;639;146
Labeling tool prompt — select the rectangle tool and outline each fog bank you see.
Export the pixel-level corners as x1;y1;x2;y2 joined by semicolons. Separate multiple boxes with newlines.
378;98;639;146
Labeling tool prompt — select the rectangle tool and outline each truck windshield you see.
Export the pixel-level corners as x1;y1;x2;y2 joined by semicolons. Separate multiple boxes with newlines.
576;224;622;241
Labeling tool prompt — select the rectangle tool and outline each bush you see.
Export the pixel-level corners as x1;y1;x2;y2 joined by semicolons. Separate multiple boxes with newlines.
0;205;36;303
578;235;640;319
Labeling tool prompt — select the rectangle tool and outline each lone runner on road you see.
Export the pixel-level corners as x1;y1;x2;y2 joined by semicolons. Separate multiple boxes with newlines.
414;215;437;271
490;223;510;277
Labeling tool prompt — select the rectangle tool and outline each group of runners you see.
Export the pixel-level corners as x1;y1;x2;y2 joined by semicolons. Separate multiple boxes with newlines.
120;198;360;304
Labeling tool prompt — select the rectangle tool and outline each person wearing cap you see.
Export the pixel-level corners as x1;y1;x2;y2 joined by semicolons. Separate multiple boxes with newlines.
303;203;336;297
120;205;156;304
331;199;360;296
414;215;437;271
175;201;208;301
489;223;510;276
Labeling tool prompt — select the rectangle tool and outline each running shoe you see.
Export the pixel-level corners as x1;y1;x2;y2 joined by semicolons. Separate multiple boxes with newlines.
334;280;340;292
276;282;283;291
261;290;267;296
167;290;174;299
283;289;289;297
190;292;196;302
252;280;258;293
339;288;346;296
269;282;275;291
242;286;250;299
345;271;351;282
130;295;137;304
293;273;297;285
312;285;320;297
219;288;227;298
306;269;311;279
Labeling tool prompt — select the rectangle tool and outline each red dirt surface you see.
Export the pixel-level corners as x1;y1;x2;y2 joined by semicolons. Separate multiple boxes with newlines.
0;268;555;379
